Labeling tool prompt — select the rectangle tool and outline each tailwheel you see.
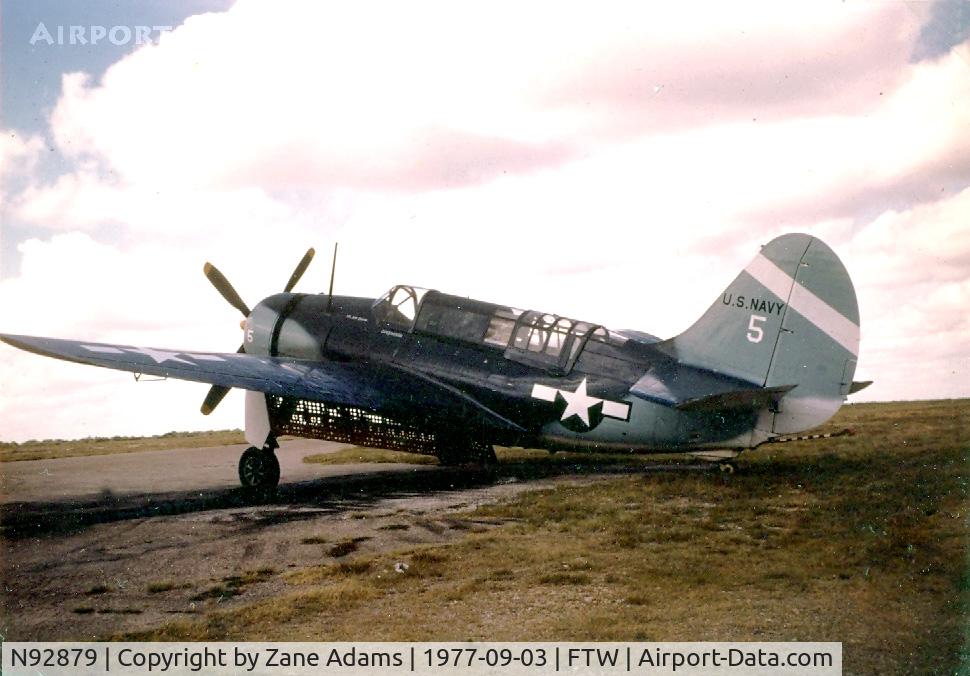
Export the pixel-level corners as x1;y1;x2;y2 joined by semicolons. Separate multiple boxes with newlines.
239;446;281;488
718;460;737;475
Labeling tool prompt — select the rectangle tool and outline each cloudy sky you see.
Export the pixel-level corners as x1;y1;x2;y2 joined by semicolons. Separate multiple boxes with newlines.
1;0;968;442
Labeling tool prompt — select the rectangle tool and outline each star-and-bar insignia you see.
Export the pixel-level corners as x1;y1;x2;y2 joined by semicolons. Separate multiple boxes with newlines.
531;378;630;432
81;345;225;365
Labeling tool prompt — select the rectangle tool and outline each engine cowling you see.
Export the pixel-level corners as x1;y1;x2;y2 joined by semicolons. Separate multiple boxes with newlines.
245;293;324;360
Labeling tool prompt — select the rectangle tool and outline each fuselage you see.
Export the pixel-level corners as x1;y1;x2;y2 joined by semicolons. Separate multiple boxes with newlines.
243;286;760;455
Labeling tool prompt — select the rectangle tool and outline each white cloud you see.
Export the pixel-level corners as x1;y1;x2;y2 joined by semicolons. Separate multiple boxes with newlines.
42;1;925;192
0;233;249;440
0;131;44;183
0;130;45;223
847;187;970;400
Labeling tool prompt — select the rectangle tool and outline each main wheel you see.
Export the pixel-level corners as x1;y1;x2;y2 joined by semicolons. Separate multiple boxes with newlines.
435;442;465;466
238;446;281;488
469;439;498;466
435;436;497;466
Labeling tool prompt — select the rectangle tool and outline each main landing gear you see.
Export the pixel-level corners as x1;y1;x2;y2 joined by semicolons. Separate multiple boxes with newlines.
436;436;498;467
239;445;281;488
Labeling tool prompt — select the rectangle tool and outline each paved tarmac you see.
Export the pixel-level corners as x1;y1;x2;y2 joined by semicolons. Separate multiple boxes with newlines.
0;440;703;540
0;439;423;504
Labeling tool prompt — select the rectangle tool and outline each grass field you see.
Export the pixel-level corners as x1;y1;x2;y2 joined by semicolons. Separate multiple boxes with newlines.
301;445;690;467
111;399;968;674
303;446;440;465
0;430;246;462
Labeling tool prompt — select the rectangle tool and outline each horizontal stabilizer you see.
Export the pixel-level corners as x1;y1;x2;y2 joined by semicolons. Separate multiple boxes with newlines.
849;380;873;394
630;359;793;411
676;384;796;412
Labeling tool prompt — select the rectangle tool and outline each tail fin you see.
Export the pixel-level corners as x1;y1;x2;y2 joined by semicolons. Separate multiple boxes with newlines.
660;233;860;434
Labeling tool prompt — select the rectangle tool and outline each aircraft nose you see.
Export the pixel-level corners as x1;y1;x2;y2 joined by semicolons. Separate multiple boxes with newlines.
245;296;288;356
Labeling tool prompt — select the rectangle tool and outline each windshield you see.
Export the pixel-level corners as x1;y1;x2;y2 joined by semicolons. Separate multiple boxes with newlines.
372;285;430;330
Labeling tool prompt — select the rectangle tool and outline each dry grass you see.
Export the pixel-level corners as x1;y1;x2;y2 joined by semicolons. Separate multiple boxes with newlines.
117;399;967;674
300;536;328;545
328;537;371;558
303;447;439;465
127;580;377;640
0;430;246;462
189;569;276;603
303;444;685;467
146;581;183;594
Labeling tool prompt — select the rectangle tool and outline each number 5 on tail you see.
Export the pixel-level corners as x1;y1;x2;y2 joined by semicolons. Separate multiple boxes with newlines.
747;314;767;343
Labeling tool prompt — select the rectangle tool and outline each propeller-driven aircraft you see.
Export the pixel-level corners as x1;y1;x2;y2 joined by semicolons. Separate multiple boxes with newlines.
1;233;870;487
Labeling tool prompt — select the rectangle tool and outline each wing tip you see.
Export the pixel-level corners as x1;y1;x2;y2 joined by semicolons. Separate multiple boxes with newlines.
1;333;28;349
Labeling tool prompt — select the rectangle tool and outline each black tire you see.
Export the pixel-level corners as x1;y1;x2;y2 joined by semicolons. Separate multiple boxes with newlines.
436;436;497;467
435;443;464;466
238;446;281;488
470;439;498;465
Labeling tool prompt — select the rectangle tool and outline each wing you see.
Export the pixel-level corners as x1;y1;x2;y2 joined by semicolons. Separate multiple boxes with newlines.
0;333;523;432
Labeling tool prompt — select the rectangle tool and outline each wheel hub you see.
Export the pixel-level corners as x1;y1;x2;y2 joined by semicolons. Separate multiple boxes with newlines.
239;446;280;488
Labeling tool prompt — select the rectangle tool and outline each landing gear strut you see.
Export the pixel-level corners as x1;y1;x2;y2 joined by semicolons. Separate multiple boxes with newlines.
239;445;280;488
470;439;499;466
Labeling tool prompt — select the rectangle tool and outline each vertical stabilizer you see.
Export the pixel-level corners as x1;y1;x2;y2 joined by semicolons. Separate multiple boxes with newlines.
660;233;860;435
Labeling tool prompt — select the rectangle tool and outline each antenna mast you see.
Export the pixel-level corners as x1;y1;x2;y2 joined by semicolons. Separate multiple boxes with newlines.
326;242;338;313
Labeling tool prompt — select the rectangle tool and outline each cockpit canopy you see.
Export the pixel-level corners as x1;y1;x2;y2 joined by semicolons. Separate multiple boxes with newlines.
502;310;609;373
372;284;617;374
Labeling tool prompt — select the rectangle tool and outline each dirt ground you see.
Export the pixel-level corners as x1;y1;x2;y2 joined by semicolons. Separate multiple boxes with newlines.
2;400;966;675
0;451;636;640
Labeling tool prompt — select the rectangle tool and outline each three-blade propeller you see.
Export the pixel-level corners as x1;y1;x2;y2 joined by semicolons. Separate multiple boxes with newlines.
200;248;315;415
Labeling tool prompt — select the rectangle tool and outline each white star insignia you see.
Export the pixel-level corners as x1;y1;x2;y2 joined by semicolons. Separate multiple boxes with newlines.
123;347;194;365
531;378;631;427
557;378;600;425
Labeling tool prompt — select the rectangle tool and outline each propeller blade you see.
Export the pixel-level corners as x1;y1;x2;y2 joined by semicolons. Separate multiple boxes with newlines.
199;344;245;415
283;247;316;293
200;384;231;415
203;262;251;317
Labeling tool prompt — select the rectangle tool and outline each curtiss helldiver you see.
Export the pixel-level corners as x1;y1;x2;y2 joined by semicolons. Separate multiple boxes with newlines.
1;233;870;487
